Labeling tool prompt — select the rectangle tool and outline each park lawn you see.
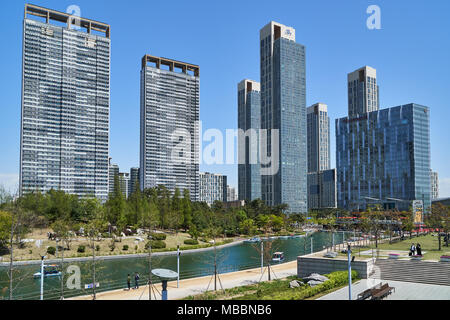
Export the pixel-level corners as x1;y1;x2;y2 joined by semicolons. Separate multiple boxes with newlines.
350;234;450;261
0;229;235;262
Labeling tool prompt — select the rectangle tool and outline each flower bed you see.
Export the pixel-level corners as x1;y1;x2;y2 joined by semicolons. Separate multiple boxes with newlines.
440;255;450;262
388;253;400;259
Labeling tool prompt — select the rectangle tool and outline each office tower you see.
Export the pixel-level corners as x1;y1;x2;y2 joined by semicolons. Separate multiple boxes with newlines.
129;167;140;197
199;172;227;206
238;79;261;201
260;21;307;213
307;103;336;209
119;172;130;199
431;170;439;200
336;103;431;212
20;5;110;202
348;66;379;119
307;169;337;209
227;186;238;202
108;159;119;196
307;103;330;172
140;55;200;200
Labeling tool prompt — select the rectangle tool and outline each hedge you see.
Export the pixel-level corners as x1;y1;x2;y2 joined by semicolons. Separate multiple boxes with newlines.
184;239;199;245
149;233;167;241
47;247;56;255
145;240;166;249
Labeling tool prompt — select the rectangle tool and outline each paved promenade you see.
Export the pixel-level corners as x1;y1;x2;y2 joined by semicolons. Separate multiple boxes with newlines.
71;260;298;300
318;279;450;300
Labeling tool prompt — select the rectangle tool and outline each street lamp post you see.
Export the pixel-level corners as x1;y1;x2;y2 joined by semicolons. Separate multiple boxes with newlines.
347;245;352;300
40;255;45;301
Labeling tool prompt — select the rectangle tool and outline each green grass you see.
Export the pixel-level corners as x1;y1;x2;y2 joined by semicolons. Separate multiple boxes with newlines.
183;270;359;300
351;234;450;261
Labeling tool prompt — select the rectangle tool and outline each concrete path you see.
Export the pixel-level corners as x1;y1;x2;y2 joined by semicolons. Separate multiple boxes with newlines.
318;279;450;300
71;260;298;300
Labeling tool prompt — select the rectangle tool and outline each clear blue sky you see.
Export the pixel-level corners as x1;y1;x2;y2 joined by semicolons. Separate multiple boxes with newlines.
1;0;449;196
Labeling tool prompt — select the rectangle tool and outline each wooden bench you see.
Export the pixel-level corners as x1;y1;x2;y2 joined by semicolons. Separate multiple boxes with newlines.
371;283;395;300
357;283;381;300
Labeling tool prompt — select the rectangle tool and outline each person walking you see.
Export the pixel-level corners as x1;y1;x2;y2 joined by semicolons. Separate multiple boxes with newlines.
411;243;416;256
134;272;140;289
416;243;422;256
127;274;131;290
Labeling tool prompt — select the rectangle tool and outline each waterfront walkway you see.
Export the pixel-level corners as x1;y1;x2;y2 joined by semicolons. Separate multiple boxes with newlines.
318;279;450;300
71;260;298;300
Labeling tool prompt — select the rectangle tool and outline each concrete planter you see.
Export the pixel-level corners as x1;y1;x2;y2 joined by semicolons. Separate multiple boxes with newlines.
388;253;400;259
411;255;423;261
440;256;450;262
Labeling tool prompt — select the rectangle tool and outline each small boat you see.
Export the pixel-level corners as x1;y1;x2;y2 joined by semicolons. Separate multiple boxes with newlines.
279;236;290;240
33;265;61;278
292;234;303;238
244;236;261;243
272;252;285;263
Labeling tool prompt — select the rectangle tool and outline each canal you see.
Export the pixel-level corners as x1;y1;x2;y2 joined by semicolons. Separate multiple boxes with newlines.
0;230;351;300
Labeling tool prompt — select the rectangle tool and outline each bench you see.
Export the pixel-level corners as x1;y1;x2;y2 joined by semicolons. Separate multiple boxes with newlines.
371;283;395;300
357;283;382;300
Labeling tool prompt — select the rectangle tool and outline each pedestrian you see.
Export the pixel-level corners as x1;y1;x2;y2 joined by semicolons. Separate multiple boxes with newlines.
127;274;131;290
134;272;140;289
410;243;416;256
416;243;422;256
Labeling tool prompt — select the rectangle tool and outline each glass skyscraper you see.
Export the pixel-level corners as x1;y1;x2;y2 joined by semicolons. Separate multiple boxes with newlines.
140;55;199;200
238;79;261;201
260;22;307;213
307;103;336;209
20;5;110;201
307;103;330;172
336;103;431;212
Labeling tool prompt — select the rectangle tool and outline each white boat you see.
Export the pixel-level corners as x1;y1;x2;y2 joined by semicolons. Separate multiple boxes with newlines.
279;236;290;240
244;237;261;243
33;265;61;278
272;252;285;263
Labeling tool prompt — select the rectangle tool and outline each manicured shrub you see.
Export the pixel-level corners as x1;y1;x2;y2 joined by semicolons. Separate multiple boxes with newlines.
122;245;129;251
96;245;100;252
77;245;85;253
184;239;199;245
149;233;166;241
47;247;56;255
145;240;166;250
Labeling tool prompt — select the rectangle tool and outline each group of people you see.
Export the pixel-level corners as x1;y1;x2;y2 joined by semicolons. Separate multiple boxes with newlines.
126;272;140;290
409;243;422;256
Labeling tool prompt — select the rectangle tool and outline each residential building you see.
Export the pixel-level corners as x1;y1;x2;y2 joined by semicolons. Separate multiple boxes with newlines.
260;21;307;213
140;55;199;200
348;66;379;119
19;4;110;201
227;185;238;202
238;79;261;201
431;170;439;200
119;172;130;199
108;159;119;196
129;167;140;197
199;172;227;206
336;103;431;213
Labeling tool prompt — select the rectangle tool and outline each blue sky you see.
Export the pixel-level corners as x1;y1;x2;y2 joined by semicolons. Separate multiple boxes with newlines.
1;0;449;196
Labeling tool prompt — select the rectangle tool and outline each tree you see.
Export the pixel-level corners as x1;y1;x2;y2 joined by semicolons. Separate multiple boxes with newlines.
239;219;256;235
0;211;11;248
181;189;192;232
360;205;384;248
427;203;450;250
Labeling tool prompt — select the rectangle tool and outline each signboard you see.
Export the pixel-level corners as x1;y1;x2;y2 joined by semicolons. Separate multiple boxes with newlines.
84;282;100;289
412;200;423;224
